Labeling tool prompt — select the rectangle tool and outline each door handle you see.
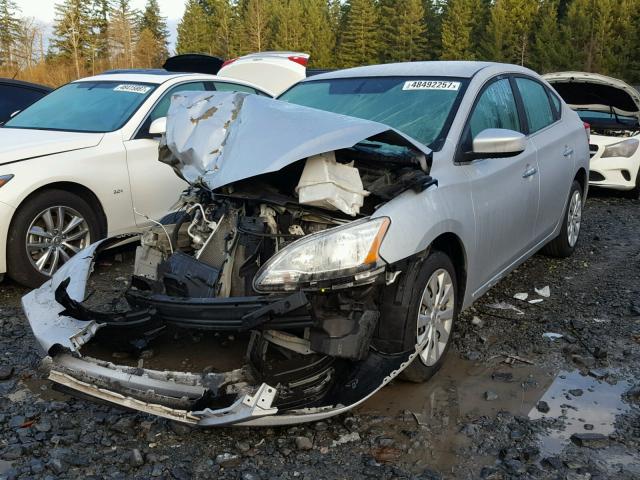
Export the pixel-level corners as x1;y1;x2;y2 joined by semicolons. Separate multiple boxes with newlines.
563;147;574;157
522;166;538;178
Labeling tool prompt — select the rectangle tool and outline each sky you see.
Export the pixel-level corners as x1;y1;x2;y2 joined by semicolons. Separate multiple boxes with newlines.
14;0;184;50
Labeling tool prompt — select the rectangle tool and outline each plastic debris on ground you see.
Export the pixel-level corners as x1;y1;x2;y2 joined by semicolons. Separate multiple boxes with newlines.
513;292;529;301
535;286;551;298
486;302;525;315
542;332;564;340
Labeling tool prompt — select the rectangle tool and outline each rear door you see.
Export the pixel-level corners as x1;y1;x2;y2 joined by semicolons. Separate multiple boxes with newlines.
461;77;540;285
514;76;574;239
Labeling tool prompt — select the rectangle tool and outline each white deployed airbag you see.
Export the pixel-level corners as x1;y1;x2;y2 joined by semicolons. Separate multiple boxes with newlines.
296;151;369;216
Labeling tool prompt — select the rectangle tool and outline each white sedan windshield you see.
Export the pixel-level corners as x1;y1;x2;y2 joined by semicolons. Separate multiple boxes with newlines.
4;81;157;133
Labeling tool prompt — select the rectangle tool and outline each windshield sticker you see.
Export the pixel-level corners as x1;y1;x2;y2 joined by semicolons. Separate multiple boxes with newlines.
113;84;152;94
402;80;460;91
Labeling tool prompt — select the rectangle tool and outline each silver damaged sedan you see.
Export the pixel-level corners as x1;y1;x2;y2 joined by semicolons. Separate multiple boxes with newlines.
23;62;590;426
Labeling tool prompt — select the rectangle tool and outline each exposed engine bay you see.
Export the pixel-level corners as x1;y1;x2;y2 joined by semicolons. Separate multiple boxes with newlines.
23;92;437;425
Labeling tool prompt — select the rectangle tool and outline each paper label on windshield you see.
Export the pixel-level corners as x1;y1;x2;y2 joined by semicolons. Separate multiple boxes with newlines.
114;84;152;94
402;80;460;91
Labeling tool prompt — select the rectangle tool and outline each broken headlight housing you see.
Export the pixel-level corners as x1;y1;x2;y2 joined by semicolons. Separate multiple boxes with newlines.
254;217;390;292
601;138;639;158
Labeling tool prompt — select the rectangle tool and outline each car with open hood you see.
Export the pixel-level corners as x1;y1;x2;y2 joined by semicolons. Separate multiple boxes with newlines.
23;61;589;426
544;71;640;197
0;69;270;288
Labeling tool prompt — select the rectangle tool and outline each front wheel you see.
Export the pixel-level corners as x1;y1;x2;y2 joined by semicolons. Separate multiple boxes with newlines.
399;251;458;383
7;189;101;288
541;180;583;258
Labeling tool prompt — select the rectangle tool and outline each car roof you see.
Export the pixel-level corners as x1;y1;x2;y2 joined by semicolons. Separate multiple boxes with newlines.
75;70;212;85
0;77;52;92
302;61;523;82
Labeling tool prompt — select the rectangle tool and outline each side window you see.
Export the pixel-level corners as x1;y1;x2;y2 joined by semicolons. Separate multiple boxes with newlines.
515;78;555;133
547;88;562;120
468;78;521;140
213;82;258;94
137;81;206;138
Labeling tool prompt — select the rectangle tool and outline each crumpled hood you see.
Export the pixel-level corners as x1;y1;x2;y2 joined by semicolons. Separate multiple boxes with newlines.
160;91;430;189
544;71;640;120
0;128;103;165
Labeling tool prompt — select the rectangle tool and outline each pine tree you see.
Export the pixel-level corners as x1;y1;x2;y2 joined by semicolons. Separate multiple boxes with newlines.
379;0;427;63
440;0;482;60
484;0;537;65
87;0;109;74
137;0;169;66
530;0;563;73
50;0;92;77
241;0;273;53
270;0;305;51
423;0;444;60
0;0;20;67
301;0;336;67
176;0;212;54
201;0;235;58
109;0;139;69
337;0;379;67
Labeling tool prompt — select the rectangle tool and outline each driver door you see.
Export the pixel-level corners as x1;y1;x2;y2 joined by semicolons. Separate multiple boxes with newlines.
124;81;208;225
462;77;540;289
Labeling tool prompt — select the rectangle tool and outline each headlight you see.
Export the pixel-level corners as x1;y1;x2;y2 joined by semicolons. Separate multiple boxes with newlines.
601;138;639;158
0;174;13;188
254;217;390;292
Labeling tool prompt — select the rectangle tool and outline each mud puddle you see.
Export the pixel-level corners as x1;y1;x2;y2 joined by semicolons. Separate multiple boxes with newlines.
528;369;632;456
357;352;556;475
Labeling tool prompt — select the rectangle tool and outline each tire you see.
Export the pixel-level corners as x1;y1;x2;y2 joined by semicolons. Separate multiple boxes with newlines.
7;189;101;288
541;180;583;258
393;250;458;383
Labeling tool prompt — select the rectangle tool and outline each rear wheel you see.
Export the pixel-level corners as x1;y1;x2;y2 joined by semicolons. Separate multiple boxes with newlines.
399;251;458;383
7;189;100;288
541;180;583;258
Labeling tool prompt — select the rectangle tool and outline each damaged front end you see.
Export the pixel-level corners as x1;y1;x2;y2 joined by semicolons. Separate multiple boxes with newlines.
22;92;435;426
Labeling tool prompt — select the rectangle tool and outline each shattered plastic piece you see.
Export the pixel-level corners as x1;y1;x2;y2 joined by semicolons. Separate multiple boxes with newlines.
513;292;528;301
534;286;550;298
487;302;524;315
296;151;369;216
331;432;361;446
528;298;544;304
542;332;563;340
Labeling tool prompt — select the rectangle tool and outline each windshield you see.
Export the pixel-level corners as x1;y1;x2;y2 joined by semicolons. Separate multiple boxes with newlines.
278;77;467;149
4;81;157;133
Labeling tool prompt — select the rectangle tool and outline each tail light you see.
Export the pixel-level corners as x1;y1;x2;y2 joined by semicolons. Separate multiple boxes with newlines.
288;55;308;66
221;58;237;68
583;122;590;142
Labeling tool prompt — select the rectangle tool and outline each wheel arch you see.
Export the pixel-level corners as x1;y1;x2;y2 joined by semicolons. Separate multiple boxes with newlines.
429;232;468;308
575;167;588;199
10;182;108;237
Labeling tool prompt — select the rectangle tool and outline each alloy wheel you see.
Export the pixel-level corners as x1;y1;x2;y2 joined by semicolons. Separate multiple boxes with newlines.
25;206;91;276
567;190;582;247
416;268;455;366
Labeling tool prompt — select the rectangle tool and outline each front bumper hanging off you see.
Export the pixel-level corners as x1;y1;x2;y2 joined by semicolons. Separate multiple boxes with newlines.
22;238;417;426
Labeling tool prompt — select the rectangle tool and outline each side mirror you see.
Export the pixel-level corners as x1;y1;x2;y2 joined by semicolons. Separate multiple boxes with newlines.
471;128;526;159
149;117;167;136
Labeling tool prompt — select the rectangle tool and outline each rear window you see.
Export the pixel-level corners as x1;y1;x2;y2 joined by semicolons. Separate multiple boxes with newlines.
0;84;47;123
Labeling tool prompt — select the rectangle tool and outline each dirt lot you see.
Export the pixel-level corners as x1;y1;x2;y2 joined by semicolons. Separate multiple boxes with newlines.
1;191;639;479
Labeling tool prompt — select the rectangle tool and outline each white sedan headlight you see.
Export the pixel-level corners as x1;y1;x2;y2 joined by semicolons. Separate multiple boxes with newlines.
254;217;390;292
601;138;639;158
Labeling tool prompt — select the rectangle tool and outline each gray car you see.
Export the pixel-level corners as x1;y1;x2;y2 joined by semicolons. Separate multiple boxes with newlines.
22;61;589;426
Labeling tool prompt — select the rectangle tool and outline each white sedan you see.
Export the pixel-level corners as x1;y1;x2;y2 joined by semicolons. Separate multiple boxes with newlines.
0;70;270;287
544;71;640;198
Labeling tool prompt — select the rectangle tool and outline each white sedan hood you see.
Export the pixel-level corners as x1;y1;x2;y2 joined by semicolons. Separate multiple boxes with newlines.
0;128;103;165
544;71;640;120
160;91;430;189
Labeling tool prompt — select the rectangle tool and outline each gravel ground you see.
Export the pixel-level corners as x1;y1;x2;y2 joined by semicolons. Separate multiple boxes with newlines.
1;192;639;480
